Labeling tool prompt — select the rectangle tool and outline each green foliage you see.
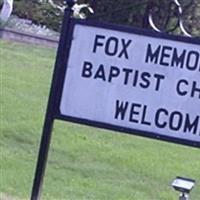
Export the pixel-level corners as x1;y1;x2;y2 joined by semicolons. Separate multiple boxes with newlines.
13;0;63;31
1;40;200;200
92;0;148;27
10;0;200;35
92;0;200;36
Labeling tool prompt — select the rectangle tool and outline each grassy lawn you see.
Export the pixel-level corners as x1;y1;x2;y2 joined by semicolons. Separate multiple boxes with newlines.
0;40;199;200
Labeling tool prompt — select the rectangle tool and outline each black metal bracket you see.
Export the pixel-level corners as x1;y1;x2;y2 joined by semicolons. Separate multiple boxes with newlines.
148;0;193;37
91;0;198;37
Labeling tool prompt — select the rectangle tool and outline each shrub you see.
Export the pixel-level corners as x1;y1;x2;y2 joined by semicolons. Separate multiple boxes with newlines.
13;0;63;31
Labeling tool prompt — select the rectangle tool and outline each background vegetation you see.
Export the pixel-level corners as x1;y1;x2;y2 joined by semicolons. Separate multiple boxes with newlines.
9;0;200;36
13;0;63;30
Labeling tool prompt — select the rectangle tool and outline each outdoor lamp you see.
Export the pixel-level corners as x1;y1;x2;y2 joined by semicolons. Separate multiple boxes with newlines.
171;177;196;200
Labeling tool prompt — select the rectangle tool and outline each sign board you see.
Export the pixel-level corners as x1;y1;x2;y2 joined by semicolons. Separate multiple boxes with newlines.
57;20;200;147
31;13;200;200
56;20;200;148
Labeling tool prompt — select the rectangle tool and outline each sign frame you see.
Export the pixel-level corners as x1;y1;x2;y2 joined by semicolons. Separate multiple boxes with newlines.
31;8;200;200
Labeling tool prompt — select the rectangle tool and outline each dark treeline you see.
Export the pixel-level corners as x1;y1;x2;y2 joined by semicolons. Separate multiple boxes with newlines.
12;0;200;36
91;0;200;36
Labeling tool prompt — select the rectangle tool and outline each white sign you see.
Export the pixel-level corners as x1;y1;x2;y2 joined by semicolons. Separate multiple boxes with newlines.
60;23;200;145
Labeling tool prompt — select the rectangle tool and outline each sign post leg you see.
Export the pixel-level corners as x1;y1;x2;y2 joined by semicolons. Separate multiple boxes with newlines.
30;5;74;200
30;115;54;200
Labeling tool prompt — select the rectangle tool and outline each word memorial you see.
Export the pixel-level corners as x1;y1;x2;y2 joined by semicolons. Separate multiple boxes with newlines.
59;21;200;148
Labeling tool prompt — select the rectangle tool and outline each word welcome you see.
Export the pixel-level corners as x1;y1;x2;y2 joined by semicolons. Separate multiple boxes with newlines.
115;100;200;136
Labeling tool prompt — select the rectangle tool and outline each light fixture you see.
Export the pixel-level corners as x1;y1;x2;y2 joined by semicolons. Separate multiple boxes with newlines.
171;176;196;200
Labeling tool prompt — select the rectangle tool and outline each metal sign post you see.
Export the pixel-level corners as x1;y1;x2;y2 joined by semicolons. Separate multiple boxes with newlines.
30;2;75;200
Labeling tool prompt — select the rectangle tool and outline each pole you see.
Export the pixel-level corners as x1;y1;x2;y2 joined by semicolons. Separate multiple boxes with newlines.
30;1;75;199
91;0;97;12
179;193;189;200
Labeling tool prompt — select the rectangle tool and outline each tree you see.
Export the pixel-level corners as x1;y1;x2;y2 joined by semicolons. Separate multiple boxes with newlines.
2;0;199;36
91;0;200;36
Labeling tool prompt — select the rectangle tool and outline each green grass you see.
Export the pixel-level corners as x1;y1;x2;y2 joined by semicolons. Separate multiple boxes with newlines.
0;40;200;200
